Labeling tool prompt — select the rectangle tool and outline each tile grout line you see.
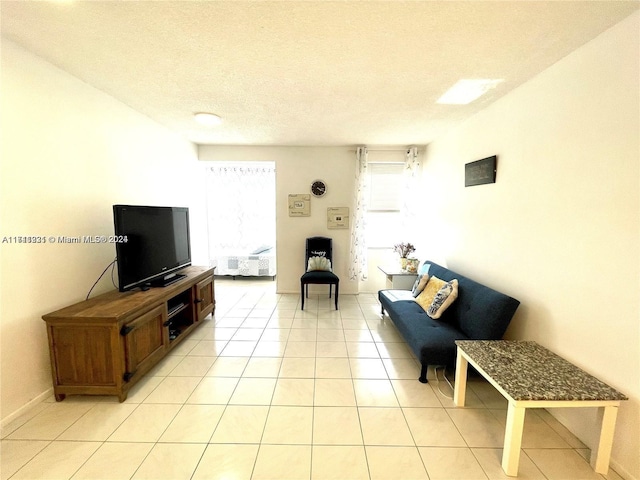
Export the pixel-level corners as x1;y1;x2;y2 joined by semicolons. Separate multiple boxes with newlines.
4;284;602;479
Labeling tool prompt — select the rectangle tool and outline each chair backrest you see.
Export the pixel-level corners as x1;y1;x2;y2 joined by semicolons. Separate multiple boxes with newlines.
305;236;333;266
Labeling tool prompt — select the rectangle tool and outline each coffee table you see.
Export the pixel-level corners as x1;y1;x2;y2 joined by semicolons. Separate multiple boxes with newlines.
453;340;627;477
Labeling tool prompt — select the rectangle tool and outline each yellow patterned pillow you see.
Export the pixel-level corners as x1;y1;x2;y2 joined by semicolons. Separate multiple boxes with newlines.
415;276;446;310
415;276;459;319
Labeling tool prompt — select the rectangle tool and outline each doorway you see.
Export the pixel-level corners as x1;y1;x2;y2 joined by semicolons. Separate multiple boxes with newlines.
205;161;276;278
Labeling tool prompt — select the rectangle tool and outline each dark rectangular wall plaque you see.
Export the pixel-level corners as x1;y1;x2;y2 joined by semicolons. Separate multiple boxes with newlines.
465;155;497;187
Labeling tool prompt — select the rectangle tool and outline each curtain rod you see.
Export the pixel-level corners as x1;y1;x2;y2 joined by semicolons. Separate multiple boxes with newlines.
348;148;419;153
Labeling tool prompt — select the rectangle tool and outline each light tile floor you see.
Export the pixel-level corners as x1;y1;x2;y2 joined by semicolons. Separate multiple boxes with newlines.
1;278;625;480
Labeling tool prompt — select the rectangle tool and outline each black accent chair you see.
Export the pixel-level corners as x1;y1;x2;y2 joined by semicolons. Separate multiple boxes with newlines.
300;236;339;310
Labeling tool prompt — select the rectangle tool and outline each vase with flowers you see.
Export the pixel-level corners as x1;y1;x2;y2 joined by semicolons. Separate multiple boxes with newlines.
393;242;416;270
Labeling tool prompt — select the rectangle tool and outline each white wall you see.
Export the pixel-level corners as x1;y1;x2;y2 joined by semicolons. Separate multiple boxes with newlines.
198;145;424;295
198;145;362;295
0;40;206;422
420;12;639;479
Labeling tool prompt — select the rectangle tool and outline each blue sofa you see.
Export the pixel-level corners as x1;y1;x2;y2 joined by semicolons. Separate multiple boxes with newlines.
378;261;520;383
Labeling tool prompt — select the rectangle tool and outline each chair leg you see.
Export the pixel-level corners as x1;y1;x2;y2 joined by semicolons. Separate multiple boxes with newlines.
329;284;332;298
334;282;339;310
301;282;305;310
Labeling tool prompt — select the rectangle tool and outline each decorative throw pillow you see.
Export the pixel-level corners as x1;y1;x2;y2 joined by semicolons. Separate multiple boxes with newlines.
411;274;430;297
415;276;446;310
417;263;431;276
409;262;430;295
307;256;332;272
426;279;458;319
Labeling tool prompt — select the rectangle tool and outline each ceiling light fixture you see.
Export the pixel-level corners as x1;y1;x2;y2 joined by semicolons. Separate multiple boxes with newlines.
436;79;504;105
193;112;222;126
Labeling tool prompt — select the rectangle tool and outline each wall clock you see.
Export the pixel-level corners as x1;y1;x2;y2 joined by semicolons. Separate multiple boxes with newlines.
311;179;327;197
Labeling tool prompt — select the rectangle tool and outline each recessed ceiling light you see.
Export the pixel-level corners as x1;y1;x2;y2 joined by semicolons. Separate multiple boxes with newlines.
436;79;504;105
193;112;222;126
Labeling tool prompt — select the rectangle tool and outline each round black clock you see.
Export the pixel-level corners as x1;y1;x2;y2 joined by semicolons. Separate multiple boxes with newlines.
311;179;327;197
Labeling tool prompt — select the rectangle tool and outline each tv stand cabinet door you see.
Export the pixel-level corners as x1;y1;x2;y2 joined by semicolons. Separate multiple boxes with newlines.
121;305;167;385
194;276;215;322
49;325;115;388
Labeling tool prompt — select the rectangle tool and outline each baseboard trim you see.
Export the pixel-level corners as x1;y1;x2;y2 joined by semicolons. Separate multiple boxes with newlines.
1;388;53;430
609;458;637;480
550;409;636;480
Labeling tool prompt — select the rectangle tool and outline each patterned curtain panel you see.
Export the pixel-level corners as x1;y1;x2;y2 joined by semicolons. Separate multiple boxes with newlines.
205;162;276;255
401;146;421;232
349;147;369;281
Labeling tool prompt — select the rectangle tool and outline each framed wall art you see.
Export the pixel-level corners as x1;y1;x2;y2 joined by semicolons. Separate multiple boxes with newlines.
288;194;310;217
465;155;497;187
327;207;349;229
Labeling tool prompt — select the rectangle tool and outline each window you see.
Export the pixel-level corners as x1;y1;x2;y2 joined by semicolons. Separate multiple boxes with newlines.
366;160;405;248
205;161;276;253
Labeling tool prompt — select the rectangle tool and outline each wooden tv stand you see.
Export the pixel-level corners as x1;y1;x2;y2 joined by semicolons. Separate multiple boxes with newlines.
42;266;215;402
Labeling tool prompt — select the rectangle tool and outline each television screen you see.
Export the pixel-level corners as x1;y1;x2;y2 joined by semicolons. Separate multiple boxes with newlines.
113;205;191;291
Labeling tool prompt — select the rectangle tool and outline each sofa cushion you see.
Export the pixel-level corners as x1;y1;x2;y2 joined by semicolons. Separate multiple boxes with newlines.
378;292;469;366
301;270;339;283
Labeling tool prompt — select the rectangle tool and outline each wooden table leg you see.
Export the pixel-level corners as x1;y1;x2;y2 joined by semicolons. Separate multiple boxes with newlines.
502;403;526;476
453;348;468;407
592;405;619;474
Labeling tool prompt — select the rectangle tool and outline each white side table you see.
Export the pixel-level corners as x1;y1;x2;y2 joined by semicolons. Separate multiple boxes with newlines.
377;266;417;290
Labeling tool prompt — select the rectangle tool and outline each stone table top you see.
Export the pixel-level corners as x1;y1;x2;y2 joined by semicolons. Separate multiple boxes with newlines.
455;340;627;402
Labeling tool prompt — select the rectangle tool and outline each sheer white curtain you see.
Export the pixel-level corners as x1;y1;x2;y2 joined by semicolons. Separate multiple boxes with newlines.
205;162;276;256
349;147;369;281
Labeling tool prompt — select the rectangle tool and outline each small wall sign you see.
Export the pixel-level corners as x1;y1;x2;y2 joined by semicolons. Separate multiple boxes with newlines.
327;207;349;229
465;155;497;187
288;194;310;216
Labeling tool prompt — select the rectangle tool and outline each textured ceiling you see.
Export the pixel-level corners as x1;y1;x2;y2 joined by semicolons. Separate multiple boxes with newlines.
1;1;638;146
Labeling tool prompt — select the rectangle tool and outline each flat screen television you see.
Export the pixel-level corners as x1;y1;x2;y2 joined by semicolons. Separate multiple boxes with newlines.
113;204;191;292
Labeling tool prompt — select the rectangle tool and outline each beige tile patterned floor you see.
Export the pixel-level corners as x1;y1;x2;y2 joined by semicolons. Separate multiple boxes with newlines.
0;278;625;479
